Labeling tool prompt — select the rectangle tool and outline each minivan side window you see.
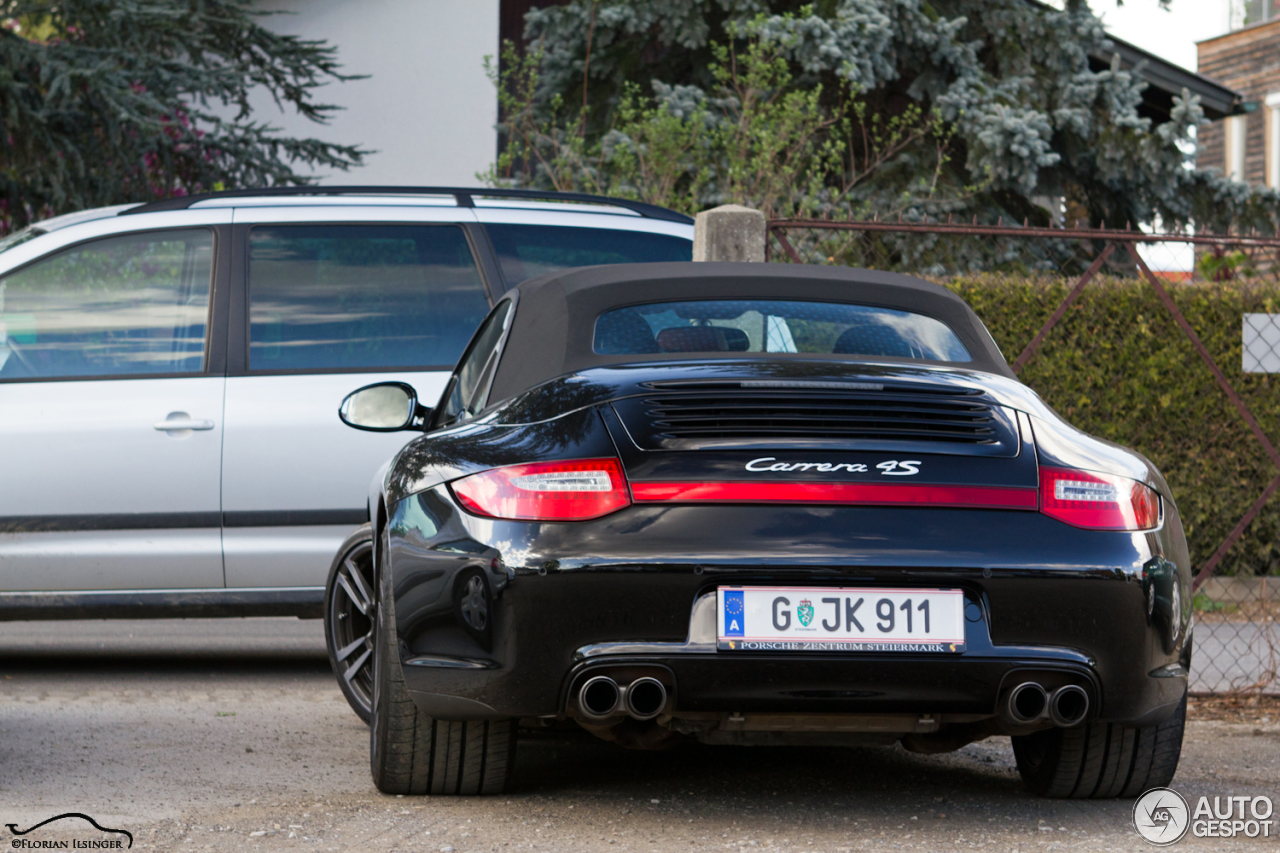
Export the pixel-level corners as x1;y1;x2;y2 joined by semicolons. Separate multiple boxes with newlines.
485;224;692;285
0;229;214;380
247;224;491;372
439;299;513;423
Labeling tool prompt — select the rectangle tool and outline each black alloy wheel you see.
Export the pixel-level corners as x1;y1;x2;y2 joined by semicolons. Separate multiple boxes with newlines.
325;524;377;723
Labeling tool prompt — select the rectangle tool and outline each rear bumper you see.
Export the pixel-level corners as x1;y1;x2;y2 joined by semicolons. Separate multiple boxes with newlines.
388;489;1191;727
562;592;1094;715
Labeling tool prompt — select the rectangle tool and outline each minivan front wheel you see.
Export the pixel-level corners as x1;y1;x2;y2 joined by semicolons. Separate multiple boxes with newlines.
324;524;376;723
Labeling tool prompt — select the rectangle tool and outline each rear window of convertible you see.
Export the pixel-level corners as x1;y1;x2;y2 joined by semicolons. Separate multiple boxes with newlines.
593;299;972;362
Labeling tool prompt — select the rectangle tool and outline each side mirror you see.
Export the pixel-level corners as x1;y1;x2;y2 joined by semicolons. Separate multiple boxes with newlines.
339;382;426;432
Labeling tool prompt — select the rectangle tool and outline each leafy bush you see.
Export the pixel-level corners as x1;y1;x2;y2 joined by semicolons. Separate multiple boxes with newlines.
500;0;1280;233
1192;592;1238;614
946;274;1280;576
483;20;957;220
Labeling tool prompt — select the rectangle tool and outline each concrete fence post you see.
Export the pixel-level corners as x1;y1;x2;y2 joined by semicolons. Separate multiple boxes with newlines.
693;204;766;262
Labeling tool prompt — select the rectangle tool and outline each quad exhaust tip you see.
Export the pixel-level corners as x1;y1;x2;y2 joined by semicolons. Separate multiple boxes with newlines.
1004;681;1089;728
578;676;622;721
1049;684;1089;728
1006;682;1049;724
577;675;669;722
624;677;667;721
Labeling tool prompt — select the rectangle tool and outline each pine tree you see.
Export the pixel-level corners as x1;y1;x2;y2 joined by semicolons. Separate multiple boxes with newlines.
490;0;1279;232
0;0;366;230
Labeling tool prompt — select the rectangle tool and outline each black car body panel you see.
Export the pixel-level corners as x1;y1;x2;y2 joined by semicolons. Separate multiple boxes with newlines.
356;263;1192;748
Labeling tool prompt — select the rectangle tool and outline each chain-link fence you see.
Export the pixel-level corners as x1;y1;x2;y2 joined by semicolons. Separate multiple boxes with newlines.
768;217;1280;696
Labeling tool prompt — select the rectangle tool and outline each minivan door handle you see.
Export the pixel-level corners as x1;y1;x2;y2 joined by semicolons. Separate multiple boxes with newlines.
154;413;216;431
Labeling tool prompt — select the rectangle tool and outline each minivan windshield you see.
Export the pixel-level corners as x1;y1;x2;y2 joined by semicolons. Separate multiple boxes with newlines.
593;299;971;362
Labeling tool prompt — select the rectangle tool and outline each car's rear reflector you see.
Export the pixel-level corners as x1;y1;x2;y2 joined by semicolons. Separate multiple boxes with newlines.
451;458;631;521
630;481;1038;509
1039;466;1160;530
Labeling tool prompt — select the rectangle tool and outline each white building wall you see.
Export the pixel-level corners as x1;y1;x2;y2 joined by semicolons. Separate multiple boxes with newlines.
252;0;499;186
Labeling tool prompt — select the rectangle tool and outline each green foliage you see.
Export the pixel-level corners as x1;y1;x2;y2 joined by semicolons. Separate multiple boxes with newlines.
946;274;1280;576
498;0;1280;232
0;0;366;230
1197;249;1255;282
1192;591;1237;614
482;13;964;218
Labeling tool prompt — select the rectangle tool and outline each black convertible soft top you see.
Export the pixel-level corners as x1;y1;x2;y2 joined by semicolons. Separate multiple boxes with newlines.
488;262;1014;402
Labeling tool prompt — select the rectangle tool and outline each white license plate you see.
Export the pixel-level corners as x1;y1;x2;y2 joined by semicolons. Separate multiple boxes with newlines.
717;586;966;652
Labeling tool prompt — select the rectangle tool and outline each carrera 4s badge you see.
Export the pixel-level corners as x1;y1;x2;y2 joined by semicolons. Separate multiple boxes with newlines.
745;457;922;476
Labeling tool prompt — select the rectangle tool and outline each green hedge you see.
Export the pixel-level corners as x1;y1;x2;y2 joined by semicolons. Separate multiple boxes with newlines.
942;275;1280;576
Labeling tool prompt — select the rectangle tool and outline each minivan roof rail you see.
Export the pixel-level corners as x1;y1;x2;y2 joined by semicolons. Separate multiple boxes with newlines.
120;186;694;224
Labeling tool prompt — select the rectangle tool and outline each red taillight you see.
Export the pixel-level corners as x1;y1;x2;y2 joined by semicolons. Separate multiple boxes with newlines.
1039;466;1160;530
450;458;631;521
630;481;1038;509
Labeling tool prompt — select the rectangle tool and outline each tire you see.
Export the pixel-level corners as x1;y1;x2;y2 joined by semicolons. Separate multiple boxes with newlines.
1012;689;1186;798
324;524;377;723
369;531;517;795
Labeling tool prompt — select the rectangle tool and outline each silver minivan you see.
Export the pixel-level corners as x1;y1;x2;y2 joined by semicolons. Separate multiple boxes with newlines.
0;187;693;619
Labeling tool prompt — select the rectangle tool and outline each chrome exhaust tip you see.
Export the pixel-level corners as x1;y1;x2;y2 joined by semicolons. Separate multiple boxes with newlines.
1049;685;1090;728
578;676;622;721
1005;682;1049;724
623;677;667;721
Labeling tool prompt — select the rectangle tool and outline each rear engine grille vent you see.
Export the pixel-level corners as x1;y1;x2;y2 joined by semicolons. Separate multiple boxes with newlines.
642;389;998;444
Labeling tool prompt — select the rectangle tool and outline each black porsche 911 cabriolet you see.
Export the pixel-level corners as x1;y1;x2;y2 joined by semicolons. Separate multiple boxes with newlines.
332;262;1191;798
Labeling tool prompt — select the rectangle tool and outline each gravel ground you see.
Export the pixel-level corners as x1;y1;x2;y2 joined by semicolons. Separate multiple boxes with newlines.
0;618;1277;852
